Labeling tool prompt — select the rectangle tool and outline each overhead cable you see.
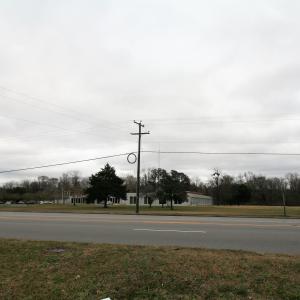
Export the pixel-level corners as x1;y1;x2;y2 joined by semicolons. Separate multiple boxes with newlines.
0;152;134;174
143;150;300;156
0;150;300;174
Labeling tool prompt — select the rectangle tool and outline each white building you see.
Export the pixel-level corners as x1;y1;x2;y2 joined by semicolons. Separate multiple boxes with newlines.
55;195;87;205
121;192;213;206
54;192;213;206
121;193;159;206
186;192;213;206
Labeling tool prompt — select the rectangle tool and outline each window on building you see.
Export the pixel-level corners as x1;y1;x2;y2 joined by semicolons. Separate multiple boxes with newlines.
130;196;136;204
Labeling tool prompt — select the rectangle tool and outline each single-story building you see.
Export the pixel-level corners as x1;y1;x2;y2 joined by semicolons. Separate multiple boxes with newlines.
55;195;87;205
54;192;213;206
121;192;213;206
186;191;214;206
121;193;157;206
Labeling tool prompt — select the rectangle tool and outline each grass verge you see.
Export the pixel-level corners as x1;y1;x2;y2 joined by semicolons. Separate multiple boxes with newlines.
0;239;299;299
0;204;300;218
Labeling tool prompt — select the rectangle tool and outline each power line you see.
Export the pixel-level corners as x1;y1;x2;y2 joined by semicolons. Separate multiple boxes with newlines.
145;140;300;145
0;89;128;132
2;85;300;132
143;115;300;124
0;85;126;130
143;151;300;156
0;113;79;132
0;113;107;144
2;85;298;123
0;93;89;126
0;86;101;124
0;85;77;113
0;152;133;174
0;123;110;143
0;150;299;175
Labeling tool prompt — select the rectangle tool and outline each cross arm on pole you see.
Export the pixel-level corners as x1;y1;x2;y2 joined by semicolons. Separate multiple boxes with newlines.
131;132;150;135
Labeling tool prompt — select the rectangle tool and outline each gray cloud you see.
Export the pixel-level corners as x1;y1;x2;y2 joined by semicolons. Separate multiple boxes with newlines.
0;0;300;183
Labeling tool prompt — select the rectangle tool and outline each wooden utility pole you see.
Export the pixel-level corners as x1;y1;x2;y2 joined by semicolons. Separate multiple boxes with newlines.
212;169;221;205
131;121;150;213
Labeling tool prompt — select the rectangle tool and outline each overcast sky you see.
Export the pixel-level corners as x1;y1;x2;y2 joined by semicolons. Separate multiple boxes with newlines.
0;0;300;183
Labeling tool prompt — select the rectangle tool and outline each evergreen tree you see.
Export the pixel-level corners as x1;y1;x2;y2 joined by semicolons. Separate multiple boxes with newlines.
85;164;126;207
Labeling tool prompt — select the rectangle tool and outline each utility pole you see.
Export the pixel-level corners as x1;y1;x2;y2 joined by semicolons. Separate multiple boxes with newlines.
61;184;64;205
212;169;220;205
131;120;150;214
281;179;287;217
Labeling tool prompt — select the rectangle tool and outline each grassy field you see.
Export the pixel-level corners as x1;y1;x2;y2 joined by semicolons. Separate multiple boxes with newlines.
0;204;300;218
0;239;299;300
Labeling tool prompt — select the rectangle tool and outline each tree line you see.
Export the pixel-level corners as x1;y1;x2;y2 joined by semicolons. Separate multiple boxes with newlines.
0;171;89;202
191;171;300;206
0;165;300;206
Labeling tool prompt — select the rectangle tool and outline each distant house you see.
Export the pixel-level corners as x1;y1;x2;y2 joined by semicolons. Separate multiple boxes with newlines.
121;192;213;206
55;194;87;205
186;192;213;206
94;196;121;205
121;193;156;206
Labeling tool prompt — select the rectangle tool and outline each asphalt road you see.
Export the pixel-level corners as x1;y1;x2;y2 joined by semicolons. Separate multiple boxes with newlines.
0;212;299;254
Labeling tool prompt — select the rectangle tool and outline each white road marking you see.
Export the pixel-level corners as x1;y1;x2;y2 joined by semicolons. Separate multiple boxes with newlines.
133;229;207;233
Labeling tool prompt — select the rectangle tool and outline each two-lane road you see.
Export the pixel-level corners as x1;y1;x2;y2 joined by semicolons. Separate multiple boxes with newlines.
0;212;299;254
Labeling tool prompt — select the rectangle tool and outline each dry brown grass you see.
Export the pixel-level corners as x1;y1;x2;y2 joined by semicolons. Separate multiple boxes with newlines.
0;239;299;299
1;204;300;218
